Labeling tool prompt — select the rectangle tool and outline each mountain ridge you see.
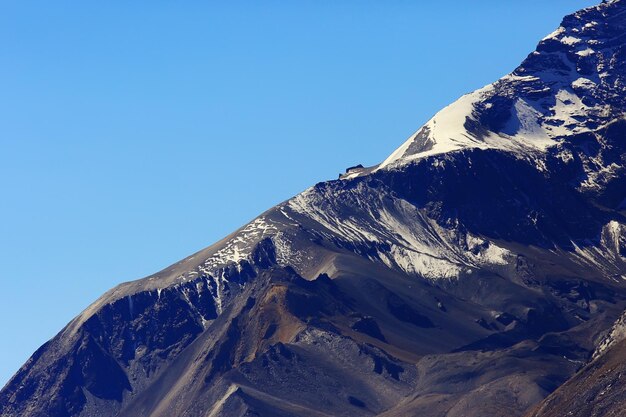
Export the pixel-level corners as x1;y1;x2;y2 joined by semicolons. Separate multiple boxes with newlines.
2;1;626;416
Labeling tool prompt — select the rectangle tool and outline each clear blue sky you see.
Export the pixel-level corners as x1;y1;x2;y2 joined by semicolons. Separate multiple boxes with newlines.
0;0;596;387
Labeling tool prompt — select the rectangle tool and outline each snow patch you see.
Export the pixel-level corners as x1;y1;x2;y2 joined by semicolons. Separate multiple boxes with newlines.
200;216;279;273
288;185;514;280
576;47;595;57
594;312;626;360
572;77;597;90
377;86;491;169
542;27;565;41
507;99;551;145
561;36;582;46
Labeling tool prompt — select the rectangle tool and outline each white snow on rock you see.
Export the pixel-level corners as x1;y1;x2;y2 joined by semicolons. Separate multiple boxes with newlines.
368;0;626;175
594;310;626;360
507;99;552;144
544;89;603;137
569;221;626;278
376;83;558;171
561;35;582;46
542;26;565;41
198;216;280;276
576;47;595;57
287;184;514;280
378;87;492;170
572;77;597;90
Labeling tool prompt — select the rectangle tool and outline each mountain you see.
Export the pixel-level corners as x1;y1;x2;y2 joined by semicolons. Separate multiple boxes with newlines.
3;1;626;416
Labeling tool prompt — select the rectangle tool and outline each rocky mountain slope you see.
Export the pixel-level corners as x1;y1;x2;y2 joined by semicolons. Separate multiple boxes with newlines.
3;1;626;416
525;308;626;417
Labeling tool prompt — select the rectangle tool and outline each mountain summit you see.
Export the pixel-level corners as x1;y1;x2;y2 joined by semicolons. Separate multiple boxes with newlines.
3;1;626;417
378;0;626;170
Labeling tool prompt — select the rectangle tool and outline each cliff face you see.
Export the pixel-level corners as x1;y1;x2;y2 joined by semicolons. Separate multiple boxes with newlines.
3;1;626;416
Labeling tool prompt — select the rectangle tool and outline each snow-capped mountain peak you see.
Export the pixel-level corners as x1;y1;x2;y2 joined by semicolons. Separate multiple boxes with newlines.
376;0;626;171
